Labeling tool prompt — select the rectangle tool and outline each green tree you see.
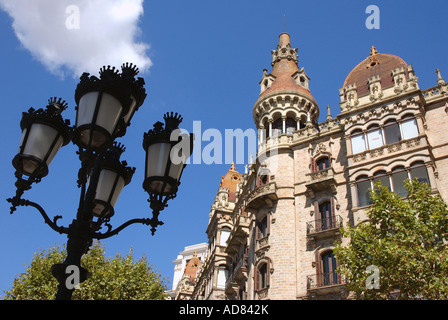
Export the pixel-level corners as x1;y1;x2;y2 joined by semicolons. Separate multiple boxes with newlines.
334;179;448;299
4;241;168;300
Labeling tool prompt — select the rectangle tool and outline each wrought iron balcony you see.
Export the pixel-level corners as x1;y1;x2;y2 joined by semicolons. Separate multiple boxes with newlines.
307;272;346;290
225;251;248;295
306;215;343;237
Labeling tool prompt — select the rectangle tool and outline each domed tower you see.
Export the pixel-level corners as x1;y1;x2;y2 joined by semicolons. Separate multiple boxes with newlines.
339;45;419;112
253;33;320;142
246;33;321;299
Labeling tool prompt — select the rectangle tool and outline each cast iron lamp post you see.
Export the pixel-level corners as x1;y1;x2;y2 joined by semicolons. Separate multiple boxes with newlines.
7;63;193;300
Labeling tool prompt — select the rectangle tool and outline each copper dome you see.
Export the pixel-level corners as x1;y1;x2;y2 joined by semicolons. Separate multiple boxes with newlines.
343;46;409;97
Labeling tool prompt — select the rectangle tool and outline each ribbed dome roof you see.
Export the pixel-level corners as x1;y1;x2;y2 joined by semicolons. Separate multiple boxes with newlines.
343;46;408;97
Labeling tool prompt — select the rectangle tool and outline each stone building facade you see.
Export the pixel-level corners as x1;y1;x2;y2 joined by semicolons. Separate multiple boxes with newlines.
167;243;207;300
186;32;448;300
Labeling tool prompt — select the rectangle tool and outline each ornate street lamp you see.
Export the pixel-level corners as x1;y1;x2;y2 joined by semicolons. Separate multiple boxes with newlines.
7;63;193;300
89;142;135;219
143;112;194;235
11;98;71;196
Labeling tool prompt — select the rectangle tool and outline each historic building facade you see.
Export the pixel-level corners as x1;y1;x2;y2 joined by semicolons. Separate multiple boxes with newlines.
167;243;208;300
175;32;448;300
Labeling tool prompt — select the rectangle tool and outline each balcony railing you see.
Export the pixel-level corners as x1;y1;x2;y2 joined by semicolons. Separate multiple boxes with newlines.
307;215;343;235
246;181;277;209
225;215;251;255
307;272;346;290
305;167;336;194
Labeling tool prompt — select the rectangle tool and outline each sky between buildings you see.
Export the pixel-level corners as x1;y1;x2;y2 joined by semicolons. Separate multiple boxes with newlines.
0;0;447;295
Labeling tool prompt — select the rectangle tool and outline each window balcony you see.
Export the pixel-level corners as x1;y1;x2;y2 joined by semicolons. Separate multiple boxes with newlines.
246;181;277;209
306;272;347;297
305;167;337;196
306;215;343;240
349;135;427;166
225;255;248;295
225;246;248;296
256;235;269;252
225;215;251;254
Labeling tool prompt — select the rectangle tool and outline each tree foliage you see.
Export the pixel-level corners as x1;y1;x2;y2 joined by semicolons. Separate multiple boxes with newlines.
334;179;448;299
4;241;168;300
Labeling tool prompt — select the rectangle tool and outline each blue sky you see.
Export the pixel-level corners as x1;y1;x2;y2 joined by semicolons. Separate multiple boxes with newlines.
1;0;447;295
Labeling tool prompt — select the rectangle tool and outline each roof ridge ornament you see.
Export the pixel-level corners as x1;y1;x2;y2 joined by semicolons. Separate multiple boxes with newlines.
367;45;380;69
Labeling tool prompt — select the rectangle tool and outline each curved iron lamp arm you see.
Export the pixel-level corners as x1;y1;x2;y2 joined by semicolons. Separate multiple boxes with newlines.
92;212;163;239
6;198;69;235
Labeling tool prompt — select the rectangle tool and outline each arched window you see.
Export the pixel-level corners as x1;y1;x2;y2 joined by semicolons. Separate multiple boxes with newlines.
356;175;372;207
319;201;334;230
257;214;270;239
262;119;270;139
383;119;401;144
410;161;430;185
401;115;419;140
255;262;270;291
272;118;283;137
351;129;367;154
350;115;420;155
373;170;391;191
391;166;409;197
316;157;330;171
366;125;384;150
320;251;338;286
285;117;296;134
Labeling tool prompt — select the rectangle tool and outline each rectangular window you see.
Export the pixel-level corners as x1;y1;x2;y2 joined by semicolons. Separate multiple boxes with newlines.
367;128;384;149
217;269;228;289
259;264;268;289
384;122;401;144
317;158;330;171
401;118;419;140
220;229;231;246
352;134;366;154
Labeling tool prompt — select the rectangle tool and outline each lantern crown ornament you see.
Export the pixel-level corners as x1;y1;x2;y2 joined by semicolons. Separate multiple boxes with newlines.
164;112;183;131
73;63;147;150
47;96;68;113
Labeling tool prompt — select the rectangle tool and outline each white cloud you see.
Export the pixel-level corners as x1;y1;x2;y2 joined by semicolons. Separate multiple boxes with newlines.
0;0;151;78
